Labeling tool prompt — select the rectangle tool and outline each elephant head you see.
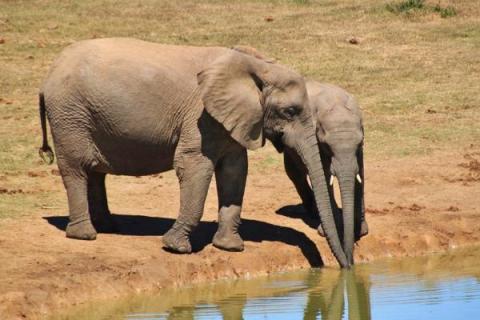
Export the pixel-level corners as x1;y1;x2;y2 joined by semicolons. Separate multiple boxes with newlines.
311;82;365;266
197;50;350;268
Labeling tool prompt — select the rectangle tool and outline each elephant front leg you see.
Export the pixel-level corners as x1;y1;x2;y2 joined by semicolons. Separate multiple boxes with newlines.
162;157;214;253
212;149;247;252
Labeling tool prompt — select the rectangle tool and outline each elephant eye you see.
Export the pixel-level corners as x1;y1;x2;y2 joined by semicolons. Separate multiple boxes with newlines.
282;106;300;119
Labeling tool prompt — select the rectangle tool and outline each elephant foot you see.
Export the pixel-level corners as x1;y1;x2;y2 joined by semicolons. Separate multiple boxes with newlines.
92;213;118;233
162;225;192;253
66;219;97;240
213;230;244;252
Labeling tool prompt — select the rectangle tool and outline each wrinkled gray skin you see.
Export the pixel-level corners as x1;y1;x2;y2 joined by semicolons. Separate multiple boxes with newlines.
38;38;350;267
280;82;368;266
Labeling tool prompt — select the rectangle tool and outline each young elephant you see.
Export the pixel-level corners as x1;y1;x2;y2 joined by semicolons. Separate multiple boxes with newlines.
38;38;350;267
280;82;368;266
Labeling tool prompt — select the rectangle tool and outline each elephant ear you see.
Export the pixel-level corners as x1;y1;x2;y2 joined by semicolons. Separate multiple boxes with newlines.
197;51;266;150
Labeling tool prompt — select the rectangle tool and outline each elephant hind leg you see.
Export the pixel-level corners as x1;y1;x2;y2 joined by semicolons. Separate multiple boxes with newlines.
212;149;247;252
87;171;116;233
61;171;97;240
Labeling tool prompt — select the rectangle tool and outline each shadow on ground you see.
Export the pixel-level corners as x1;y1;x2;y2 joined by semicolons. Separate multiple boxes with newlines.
276;204;319;229
44;213;324;267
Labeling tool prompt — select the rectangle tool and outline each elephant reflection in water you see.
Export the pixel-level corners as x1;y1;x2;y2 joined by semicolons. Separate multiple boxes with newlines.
304;270;371;320
166;295;247;320
164;270;370;320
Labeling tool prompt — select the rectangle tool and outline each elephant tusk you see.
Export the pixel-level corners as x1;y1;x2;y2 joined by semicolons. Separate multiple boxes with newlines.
356;174;362;184
330;175;335;186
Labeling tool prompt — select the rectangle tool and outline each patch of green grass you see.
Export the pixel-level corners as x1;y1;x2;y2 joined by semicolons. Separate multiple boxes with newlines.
386;0;425;13
386;0;457;18
433;4;457;18
0;1;477;162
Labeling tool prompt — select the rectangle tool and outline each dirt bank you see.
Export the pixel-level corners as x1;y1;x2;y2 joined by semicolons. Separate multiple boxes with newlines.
1;146;479;319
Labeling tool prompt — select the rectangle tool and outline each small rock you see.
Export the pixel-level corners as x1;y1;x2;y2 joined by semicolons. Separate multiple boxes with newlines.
409;203;425;211
347;36;359;45
0;38;5;44
264;16;274;22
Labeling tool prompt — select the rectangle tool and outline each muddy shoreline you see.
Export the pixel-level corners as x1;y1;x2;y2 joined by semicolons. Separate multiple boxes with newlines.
1;149;479;319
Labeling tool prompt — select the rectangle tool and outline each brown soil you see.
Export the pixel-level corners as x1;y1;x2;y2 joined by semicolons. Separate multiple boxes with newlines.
1;146;479;319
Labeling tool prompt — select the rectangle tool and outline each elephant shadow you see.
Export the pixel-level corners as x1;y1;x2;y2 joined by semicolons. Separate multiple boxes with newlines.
44;213;324;267
275;204;319;229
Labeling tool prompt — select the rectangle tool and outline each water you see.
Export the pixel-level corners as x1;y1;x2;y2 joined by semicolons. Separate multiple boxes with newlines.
60;247;480;320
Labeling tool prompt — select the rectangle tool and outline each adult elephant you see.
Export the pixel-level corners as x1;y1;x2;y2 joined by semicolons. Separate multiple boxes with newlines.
281;82;368;266
38;38;350;267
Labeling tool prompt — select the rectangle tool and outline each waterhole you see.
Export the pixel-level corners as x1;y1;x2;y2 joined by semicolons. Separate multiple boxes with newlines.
57;247;480;319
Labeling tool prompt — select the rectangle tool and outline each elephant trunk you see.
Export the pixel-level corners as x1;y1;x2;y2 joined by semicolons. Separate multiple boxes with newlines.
293;126;350;268
337;172;356;265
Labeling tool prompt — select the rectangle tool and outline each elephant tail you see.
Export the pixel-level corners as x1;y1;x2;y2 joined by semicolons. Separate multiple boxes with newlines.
38;93;54;165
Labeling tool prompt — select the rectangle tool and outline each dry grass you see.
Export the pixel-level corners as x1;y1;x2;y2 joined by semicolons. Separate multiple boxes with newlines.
0;0;479;217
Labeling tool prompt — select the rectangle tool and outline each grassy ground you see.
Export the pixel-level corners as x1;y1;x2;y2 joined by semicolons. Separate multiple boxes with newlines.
0;0;479;217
